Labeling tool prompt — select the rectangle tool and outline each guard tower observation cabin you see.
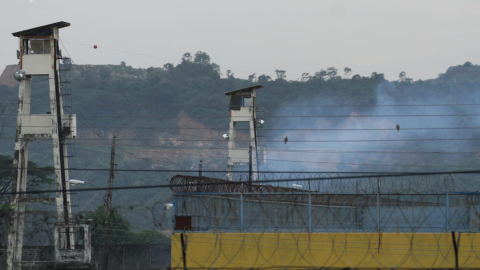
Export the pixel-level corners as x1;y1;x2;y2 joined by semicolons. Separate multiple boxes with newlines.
225;85;266;182
7;22;90;270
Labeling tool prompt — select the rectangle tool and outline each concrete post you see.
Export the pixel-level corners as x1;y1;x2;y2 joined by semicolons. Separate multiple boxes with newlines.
240;194;244;231
446;193;450;231
308;193;312;232
377;178;381;232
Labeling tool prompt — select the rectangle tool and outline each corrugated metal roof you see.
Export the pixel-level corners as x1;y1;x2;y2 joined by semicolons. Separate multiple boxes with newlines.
224;84;263;95
12;21;70;37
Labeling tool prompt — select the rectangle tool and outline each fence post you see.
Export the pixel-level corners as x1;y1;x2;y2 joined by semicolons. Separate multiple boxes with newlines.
240;194;244;231
446;193;450;231
377;178;381;232
308;193;312;232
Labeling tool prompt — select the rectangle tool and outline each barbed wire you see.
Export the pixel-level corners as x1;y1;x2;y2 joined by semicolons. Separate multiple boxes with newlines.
170;173;455;194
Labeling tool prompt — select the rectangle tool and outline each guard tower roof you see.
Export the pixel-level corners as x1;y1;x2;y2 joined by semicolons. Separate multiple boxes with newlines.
12;21;70;37
225;85;263;96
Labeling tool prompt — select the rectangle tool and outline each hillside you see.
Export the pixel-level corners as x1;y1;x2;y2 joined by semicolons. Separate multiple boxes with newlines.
439;62;480;83
0;65;20;87
2;53;480;230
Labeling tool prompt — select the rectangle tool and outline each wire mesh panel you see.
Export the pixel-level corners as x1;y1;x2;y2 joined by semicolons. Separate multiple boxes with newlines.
311;195;366;232
175;194;241;231
379;195;448;232
449;194;480;232
243;194;308;231
175;193;480;233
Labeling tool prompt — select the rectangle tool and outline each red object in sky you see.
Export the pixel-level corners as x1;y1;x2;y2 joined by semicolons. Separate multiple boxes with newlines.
93;45;98;49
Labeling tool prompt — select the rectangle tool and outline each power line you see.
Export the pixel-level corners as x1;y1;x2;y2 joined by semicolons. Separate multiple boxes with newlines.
5;124;480;131
2;167;478;174
4;169;480;196
4;102;480;108
35;138;480;142
74;145;480;156
3;113;480;118
67;144;478;170
2;137;480;143
117;151;473;168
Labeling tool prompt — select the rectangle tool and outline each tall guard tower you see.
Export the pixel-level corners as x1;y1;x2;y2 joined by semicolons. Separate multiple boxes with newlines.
7;22;79;270
225;85;264;181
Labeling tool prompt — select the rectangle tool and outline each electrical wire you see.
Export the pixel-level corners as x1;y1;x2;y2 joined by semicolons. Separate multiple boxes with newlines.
4;169;480;196
5;102;480;108
6;124;480;131
4;113;480;118
4;137;477;143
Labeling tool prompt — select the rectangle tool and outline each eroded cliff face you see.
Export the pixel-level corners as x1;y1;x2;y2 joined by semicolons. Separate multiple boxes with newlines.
77;110;239;170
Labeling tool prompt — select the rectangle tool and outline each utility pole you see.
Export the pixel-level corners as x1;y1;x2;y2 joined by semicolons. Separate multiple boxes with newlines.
102;136;116;270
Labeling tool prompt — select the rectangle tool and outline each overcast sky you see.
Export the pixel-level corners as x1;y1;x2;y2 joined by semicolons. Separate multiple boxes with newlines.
1;0;479;81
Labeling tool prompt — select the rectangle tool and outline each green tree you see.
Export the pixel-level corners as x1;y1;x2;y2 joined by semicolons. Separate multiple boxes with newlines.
344;67;352;78
181;52;192;63
301;73;310;82
326;67;338;80
398;71;413;83
313;70;327;80
163;63;174;71
275;69;287;80
146;67;161;86
258;74;271;84
85;206;134;245
131;229;170;245
84;206;170;245
226;70;235;79
194;51;211;65
0;155;54;203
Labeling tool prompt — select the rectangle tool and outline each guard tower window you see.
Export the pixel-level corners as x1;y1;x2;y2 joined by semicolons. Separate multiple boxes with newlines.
230;96;242;111
242;97;252;107
23;39;51;55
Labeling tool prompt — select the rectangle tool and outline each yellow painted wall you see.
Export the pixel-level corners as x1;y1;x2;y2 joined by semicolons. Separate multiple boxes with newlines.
171;232;480;269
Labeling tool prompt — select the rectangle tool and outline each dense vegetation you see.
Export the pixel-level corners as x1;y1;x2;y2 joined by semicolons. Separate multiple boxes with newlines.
85;206;170;245
1;52;480;238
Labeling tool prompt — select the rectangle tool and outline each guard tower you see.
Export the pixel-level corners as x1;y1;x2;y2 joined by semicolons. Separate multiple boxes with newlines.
7;22;88;270
225;85;265;181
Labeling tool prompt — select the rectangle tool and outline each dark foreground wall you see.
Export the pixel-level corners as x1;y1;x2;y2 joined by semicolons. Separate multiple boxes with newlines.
0;245;171;270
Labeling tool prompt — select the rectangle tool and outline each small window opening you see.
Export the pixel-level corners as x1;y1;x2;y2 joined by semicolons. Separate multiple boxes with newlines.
60;227;85;250
242;97;252;107
230;96;242;111
23;39;51;55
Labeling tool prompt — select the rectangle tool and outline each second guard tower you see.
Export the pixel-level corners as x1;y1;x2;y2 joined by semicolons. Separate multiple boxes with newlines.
225;85;265;181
